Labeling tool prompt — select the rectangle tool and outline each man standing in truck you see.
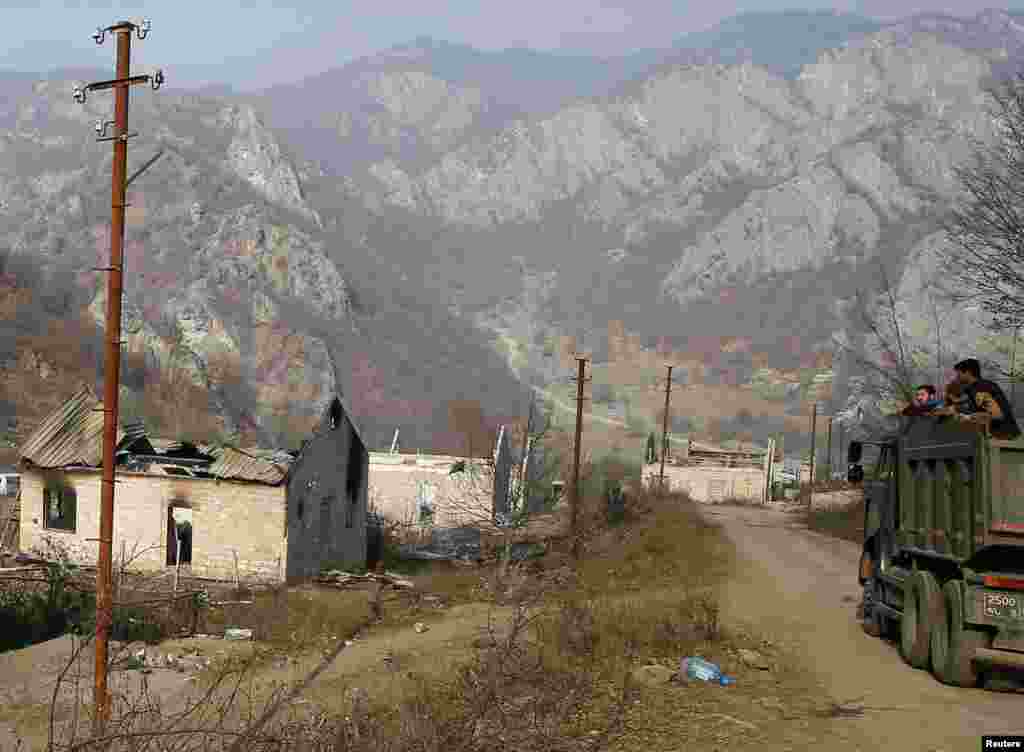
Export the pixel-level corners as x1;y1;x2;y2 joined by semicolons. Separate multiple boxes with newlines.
953;358;1021;439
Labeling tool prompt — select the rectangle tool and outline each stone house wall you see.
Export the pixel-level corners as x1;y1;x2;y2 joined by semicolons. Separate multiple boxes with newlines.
19;468;288;581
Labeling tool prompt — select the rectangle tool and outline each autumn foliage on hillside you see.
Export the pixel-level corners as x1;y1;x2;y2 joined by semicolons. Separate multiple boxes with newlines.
0;254;240;448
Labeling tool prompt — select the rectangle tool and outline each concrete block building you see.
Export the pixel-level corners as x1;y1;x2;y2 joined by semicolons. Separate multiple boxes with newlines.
643;439;774;504
368;426;513;530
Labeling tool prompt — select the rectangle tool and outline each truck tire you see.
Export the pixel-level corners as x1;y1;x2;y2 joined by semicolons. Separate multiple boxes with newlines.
865;571;896;640
901;570;940;670
931;580;986;688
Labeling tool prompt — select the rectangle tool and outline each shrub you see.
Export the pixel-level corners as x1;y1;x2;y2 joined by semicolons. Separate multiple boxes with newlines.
0;559;96;652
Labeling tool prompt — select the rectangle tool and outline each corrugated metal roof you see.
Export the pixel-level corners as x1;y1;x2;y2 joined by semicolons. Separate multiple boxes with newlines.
120;419;147;443
206;446;293;485
19;385;130;468
21;388;301;485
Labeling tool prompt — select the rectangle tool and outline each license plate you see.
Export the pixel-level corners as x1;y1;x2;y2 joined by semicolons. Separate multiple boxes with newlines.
983;592;1023;620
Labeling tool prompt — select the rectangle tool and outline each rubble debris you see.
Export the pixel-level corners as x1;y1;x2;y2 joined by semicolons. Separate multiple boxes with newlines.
737;648;771;670
224;627;254;641
316;570;415;590
630;664;676;686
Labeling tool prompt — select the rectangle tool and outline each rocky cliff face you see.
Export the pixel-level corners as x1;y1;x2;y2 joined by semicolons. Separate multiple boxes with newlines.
0;78;352;442
367;29;992;241
348;21;1009;384
0;68;535;451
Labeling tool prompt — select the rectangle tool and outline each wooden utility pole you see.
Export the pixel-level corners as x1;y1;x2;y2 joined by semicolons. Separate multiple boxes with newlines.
72;19;163;727
825;415;833;481
808;403;817;507
837;421;843;472
570;356;588;565
659;364;673;489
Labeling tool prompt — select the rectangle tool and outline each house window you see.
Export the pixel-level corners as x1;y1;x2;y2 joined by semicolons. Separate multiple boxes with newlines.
345;425;365;529
322;494;334;530
44;486;76;532
346;427;364;501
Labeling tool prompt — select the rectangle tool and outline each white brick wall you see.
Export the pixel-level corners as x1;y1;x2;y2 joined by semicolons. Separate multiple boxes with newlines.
643;465;768;504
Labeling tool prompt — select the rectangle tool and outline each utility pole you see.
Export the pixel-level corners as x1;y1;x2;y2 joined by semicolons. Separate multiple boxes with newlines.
808;402;817;507
570;356;589;565
659;364;673;490
836;420;843;475
72;19;163;728
1012;323;1020;409
825;415;833;481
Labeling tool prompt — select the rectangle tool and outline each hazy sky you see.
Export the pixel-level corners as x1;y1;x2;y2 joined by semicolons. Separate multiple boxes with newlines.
2;1;1022;90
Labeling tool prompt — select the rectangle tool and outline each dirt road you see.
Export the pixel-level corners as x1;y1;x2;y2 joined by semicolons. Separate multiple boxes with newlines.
706;503;1022;752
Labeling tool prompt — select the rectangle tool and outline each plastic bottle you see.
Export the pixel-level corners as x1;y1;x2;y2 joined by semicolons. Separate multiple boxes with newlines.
680;656;735;686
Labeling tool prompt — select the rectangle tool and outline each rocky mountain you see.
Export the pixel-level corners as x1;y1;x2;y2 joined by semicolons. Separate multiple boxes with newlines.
0;71;531;452
246;10;888;180
8;8;1024;457
309;11;1022;402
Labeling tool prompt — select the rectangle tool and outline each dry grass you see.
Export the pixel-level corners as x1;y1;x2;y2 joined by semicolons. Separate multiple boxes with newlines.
803;497;866;545
13;483;846;751
210;587;373;649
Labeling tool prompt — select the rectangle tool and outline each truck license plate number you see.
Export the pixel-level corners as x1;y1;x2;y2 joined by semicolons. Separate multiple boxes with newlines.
983;592;1022;620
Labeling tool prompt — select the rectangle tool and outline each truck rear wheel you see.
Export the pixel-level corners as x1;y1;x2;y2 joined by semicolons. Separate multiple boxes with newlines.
931;581;986;688
901;570;940;669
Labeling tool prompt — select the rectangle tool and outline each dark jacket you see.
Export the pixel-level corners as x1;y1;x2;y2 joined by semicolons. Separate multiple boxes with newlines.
902;399;943;416
963;379;1021;439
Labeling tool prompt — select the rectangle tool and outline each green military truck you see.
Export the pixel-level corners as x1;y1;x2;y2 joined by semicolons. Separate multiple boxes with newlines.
851;416;1024;688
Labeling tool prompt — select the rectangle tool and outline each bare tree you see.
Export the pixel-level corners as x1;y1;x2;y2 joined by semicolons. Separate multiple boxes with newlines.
834;263;920;405
941;72;1024;332
832;259;959;434
439;395;562;580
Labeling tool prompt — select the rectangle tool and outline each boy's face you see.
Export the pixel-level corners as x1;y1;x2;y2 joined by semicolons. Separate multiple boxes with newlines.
915;388;931;404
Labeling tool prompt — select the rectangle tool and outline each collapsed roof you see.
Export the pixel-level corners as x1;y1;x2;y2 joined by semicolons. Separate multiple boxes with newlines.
18;385;294;485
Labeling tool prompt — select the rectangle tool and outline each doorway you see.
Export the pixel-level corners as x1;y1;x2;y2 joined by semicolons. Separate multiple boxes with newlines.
166;505;193;567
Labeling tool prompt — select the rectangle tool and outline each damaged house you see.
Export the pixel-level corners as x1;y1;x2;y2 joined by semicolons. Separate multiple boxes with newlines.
642;438;775;504
17;385;369;582
368;426;513;530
